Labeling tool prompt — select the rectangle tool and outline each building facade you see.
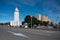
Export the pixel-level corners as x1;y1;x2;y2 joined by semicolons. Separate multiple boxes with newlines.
36;14;48;22
41;16;48;22
36;14;41;21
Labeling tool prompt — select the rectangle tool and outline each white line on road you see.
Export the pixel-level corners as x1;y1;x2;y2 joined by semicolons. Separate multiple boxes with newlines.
8;31;28;38
39;33;52;36
45;31;56;33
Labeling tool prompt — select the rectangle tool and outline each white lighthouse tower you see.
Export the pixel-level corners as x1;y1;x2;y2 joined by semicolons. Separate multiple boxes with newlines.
10;7;21;27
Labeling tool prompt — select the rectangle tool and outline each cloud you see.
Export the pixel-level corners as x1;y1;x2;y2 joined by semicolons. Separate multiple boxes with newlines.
41;0;60;17
3;0;42;7
17;0;41;7
56;14;60;18
19;0;35;6
0;13;9;17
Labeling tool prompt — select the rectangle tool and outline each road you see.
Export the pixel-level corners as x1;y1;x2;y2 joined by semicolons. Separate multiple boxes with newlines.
0;26;60;40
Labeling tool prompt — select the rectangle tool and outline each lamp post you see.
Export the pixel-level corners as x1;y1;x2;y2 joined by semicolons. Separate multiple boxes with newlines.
31;16;32;28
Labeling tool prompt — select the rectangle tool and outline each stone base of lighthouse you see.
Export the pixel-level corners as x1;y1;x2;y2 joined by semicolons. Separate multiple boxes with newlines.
10;21;22;27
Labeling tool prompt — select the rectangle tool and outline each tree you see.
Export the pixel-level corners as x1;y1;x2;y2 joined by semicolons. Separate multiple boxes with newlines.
32;16;38;25
24;15;49;28
42;21;49;26
58;22;60;29
37;21;43;26
22;21;25;25
25;15;38;25
24;15;39;28
25;15;31;23
59;22;60;24
49;22;54;26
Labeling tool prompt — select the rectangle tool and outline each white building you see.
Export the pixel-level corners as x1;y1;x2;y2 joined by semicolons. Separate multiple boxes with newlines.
48;19;52;24
10;7;21;27
36;14;41;21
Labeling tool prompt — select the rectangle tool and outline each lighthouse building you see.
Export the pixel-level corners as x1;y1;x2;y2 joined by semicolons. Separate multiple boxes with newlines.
10;7;21;27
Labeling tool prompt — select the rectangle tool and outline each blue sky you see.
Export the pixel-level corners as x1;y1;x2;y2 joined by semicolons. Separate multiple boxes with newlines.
0;0;60;23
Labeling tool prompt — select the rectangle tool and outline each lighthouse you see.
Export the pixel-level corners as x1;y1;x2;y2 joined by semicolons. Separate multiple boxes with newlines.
10;7;21;27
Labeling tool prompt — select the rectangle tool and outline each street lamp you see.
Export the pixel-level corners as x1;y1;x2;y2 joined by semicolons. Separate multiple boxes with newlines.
31;16;32;28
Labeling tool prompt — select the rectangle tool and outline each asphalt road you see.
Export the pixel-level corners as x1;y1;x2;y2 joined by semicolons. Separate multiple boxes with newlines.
0;26;60;40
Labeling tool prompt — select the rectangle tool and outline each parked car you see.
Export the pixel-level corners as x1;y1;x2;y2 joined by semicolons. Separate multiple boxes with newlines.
22;23;28;28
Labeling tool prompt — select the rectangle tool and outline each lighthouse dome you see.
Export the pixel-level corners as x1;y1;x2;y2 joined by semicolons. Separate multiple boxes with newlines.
15;7;19;12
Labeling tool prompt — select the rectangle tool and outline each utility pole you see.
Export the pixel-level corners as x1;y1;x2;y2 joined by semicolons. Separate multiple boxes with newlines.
31;16;32;28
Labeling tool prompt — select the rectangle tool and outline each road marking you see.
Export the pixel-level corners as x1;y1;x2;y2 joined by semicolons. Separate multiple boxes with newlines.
39;33;52;36
8;31;28;38
46;31;55;33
